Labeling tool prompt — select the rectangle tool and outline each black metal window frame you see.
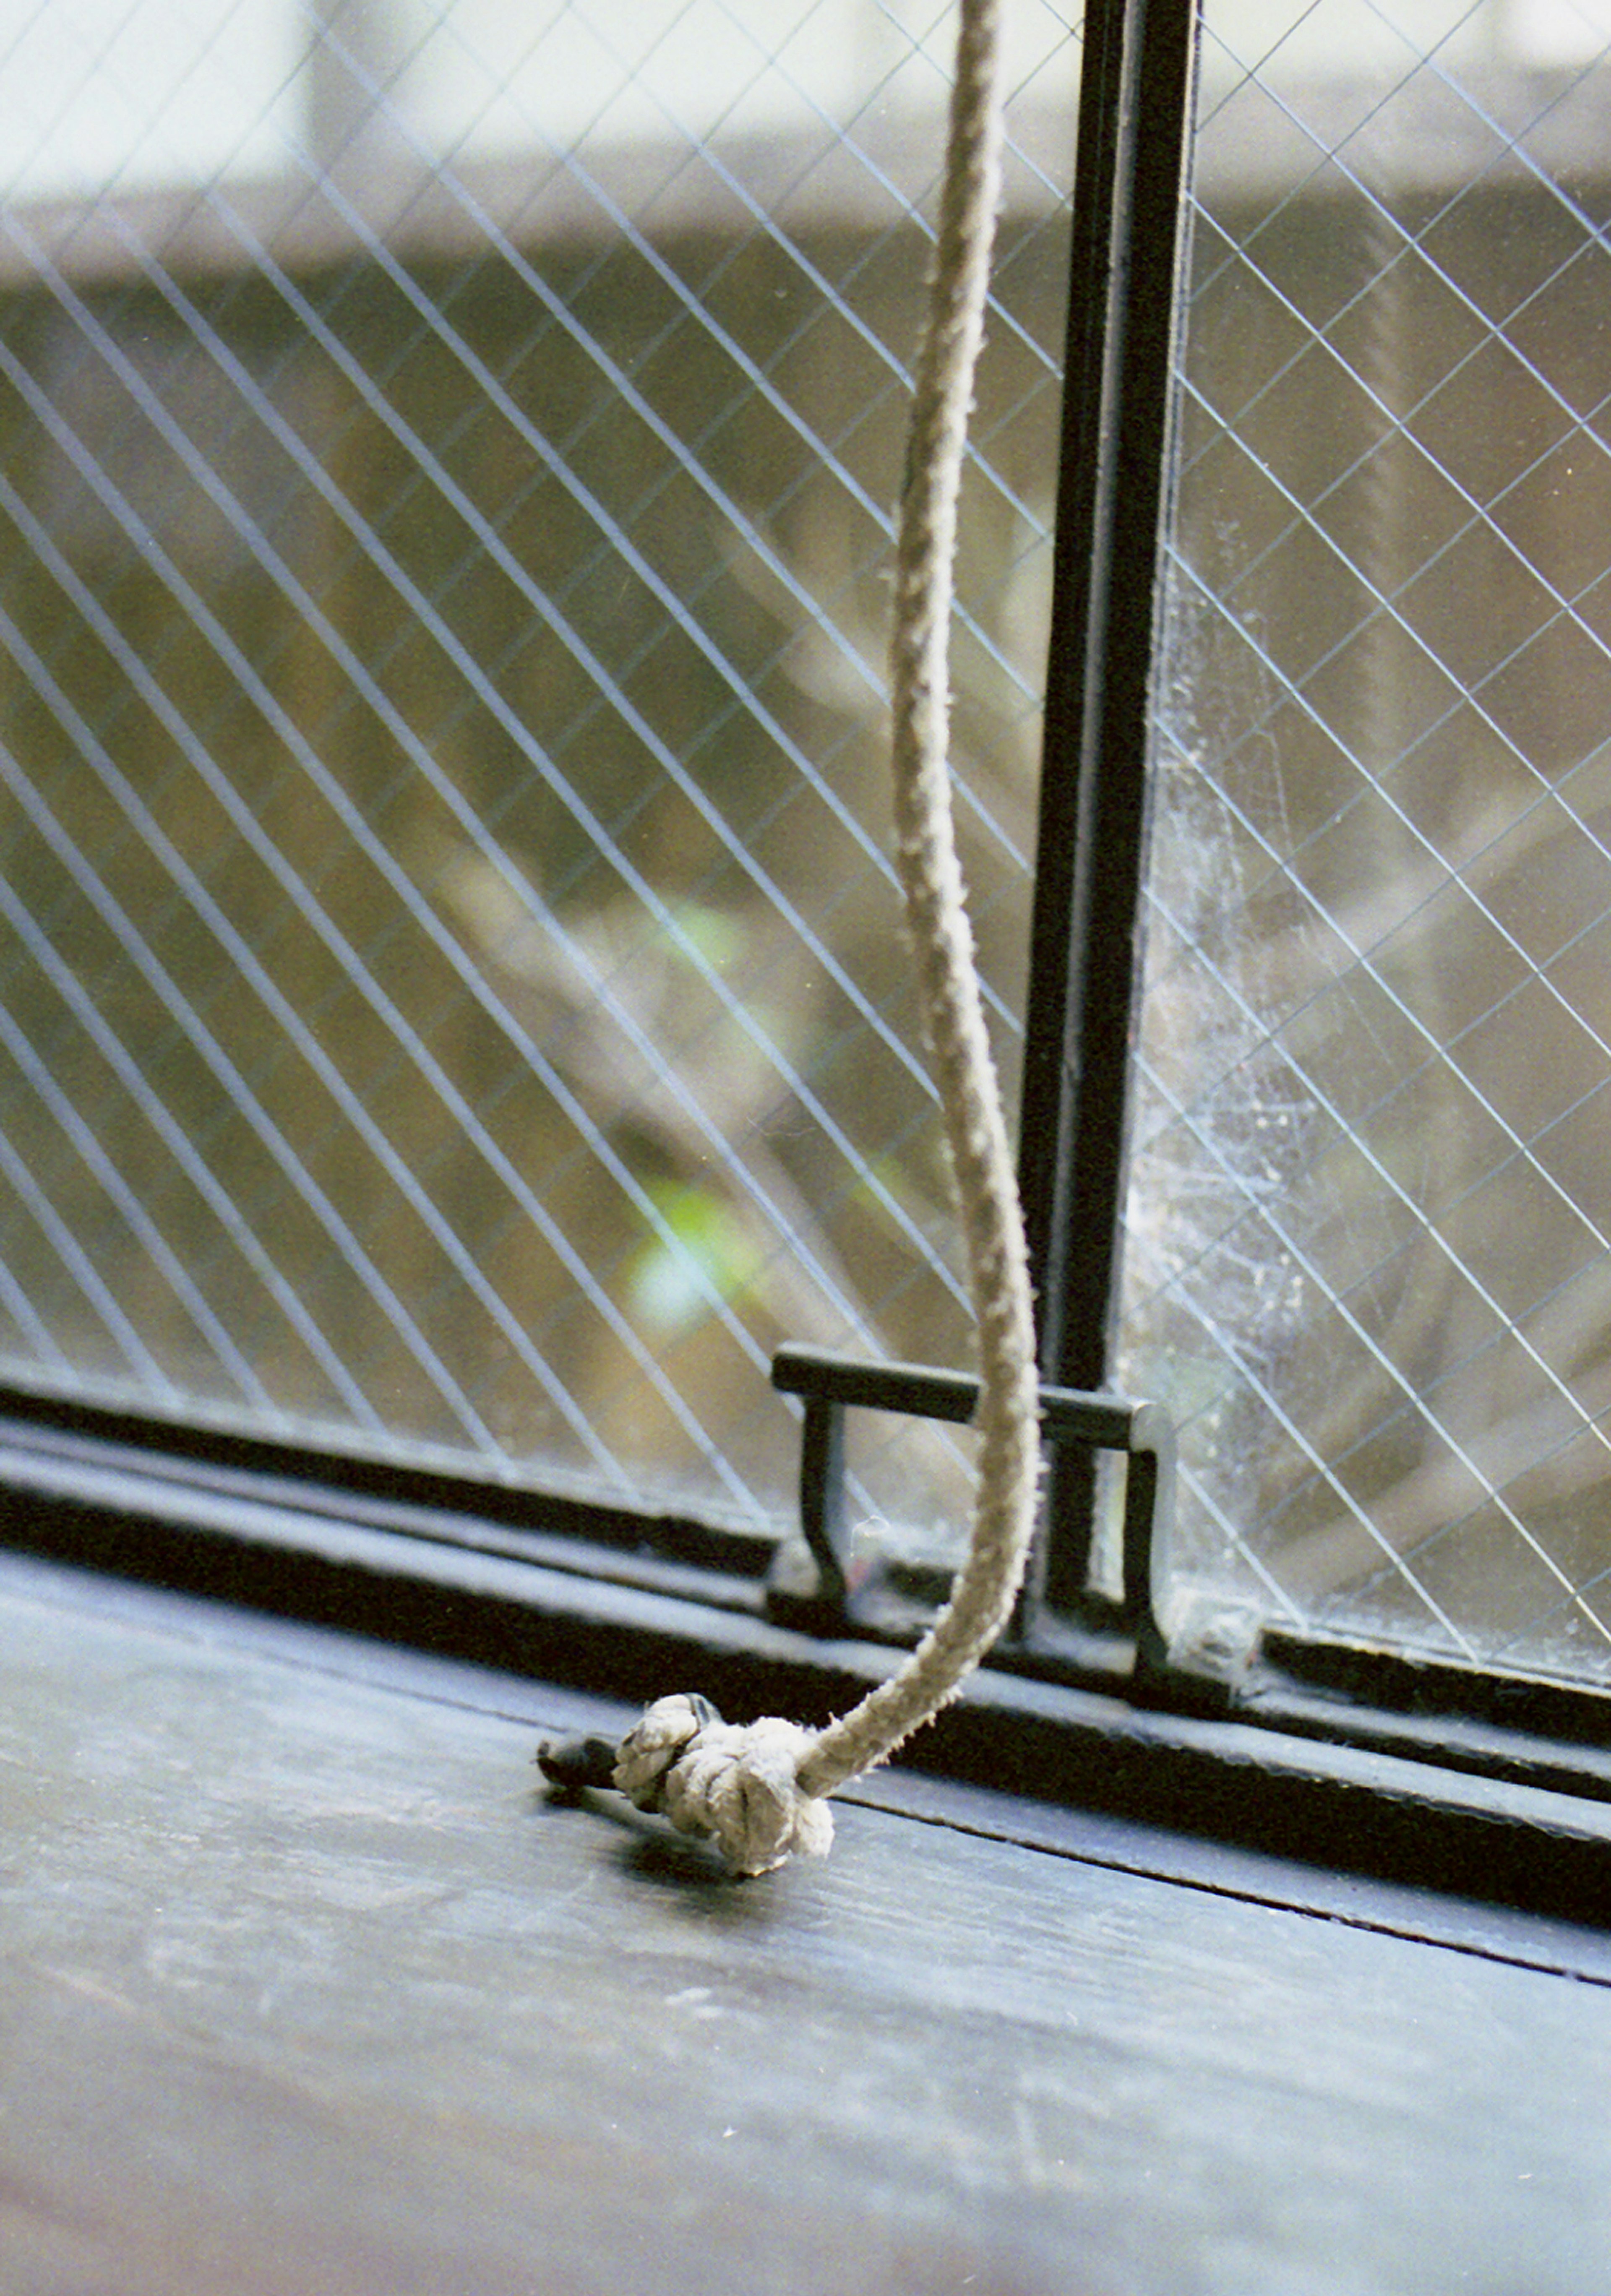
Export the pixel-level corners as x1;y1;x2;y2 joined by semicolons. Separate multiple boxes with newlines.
3;0;1609;1927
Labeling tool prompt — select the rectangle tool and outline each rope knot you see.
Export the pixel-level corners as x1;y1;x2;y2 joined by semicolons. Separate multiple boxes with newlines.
612;1694;834;1877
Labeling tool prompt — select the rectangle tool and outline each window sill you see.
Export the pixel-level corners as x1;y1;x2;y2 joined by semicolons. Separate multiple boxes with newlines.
4;1544;1610;2296
1;1403;1608;1936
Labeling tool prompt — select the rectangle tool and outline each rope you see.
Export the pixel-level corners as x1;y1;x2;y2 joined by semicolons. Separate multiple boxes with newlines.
540;0;1040;1877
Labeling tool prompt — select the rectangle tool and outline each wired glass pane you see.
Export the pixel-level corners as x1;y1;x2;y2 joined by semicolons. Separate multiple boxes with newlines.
0;1;1077;1537
1126;0;1611;1684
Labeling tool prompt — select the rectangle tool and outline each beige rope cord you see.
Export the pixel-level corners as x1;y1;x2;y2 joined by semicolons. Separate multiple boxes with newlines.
538;0;1041;1877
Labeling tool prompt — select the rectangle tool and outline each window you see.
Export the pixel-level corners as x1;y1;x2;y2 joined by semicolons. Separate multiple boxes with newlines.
1;0;1608;1905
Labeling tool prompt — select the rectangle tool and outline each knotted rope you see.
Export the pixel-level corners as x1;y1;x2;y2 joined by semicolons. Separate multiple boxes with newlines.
540;0;1040;1876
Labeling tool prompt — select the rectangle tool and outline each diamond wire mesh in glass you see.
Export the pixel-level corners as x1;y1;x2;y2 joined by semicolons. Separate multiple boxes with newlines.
0;1;1078;1541
1124;0;1611;1684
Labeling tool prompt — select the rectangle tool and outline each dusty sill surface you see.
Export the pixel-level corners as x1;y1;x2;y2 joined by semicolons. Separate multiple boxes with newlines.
2;1547;1608;2296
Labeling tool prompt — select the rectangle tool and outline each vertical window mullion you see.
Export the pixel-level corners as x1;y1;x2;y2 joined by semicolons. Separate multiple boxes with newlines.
1018;0;1199;1616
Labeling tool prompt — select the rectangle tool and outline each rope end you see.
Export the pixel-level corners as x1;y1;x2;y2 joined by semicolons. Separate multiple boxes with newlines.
613;1693;834;1876
537;1696;832;1876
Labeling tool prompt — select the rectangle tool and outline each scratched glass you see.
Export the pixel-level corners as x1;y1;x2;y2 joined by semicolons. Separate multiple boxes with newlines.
1122;0;1611;1683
